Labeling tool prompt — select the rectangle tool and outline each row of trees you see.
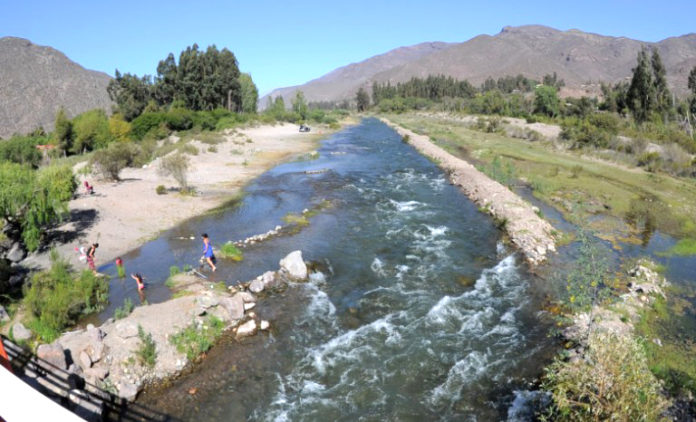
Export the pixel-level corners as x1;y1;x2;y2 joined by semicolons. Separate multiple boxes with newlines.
107;44;258;121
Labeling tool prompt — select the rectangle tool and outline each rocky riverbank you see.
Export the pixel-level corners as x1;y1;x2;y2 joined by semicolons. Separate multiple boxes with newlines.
12;250;310;419
381;118;556;265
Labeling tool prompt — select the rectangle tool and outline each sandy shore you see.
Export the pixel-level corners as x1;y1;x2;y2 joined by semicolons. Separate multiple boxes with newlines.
24;123;328;270
381;118;556;265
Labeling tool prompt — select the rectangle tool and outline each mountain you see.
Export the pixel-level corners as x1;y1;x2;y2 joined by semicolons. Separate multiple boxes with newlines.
0;37;112;138
262;25;696;107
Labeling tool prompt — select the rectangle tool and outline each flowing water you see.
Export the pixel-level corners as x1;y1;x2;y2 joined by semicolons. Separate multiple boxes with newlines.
108;118;556;420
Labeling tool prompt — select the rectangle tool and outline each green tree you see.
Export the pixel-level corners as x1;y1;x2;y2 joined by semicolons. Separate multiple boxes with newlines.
107;71;152;121
356;87;370;112
534;85;560;117
53;108;73;154
651;48;671;117
0;162;76;251
627;47;655;123
292;91;308;120
71;109;112;153
688;66;696;115
239;73;258;113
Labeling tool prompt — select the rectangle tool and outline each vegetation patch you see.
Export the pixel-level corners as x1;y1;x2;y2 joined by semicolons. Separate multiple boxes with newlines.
114;298;134;320
659;238;696;256
23;250;109;342
136;325;157;368
219;242;243;261
169;315;225;360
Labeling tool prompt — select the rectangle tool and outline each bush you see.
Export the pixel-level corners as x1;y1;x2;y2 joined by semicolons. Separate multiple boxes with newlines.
158;153;190;190
542;332;669;421
570;165;583;178
156;185;167;195
169;315;225;360
131;112;167;140
136;325;157;368
0;134;45;167
90;142;139;180
72;109;112;153
219;242;243;261
114;298;134;320
23;250;108;342
179;143;199;156
169;265;180;277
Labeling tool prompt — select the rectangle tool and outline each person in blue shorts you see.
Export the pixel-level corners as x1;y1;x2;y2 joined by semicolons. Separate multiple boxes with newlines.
201;233;217;272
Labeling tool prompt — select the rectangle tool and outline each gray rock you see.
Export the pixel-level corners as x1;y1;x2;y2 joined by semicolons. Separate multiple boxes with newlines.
84;365;109;380
279;250;308;281
86;325;104;342
8;274;23;287
86;340;105;363
237;291;256;303
197;295;219;309
79;350;92;370
36;343;67;370
236;319;257;339
68;363;83;377
118;381;139;402
12;322;31;341
243;302;256;311
7;242;26;262
260;320;270;330
249;278;265;293
219;295;245;320
0;305;9;322
114;321;139;339
261;271;278;288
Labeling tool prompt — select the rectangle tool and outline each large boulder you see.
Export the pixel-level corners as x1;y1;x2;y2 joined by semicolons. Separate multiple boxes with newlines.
36;343;67;370
12;322;31;341
279;251;308;281
118;381;139;402
219;295;245;320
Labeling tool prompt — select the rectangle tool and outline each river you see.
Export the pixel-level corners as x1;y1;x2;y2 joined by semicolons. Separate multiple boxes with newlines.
102;118;557;420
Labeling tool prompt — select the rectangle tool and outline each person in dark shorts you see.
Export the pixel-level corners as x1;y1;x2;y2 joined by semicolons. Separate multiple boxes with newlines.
87;243;99;274
201;233;217;272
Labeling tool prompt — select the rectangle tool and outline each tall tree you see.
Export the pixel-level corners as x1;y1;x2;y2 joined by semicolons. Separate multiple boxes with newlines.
534;85;560;117
688;66;696;115
651;48;671;116
53;107;73;154
627;47;655;123
239;73;259;113
292;91;308;119
356;87;370;112
107;70;152;121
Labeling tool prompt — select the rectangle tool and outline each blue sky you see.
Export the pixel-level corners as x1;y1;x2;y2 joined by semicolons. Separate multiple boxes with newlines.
2;0;695;95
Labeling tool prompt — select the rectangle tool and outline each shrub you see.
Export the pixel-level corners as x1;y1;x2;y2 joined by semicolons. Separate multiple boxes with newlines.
0;134;45;167
179;143;199;156
169;265;180;277
169;315;225;360
136;325;157;368
637;151;662;171
542;332;669;421
165;109;194;131
158;153;190;189
219;242;243;261
569;165;583;178
23;250;108;342
114;298;134;320
90;142;140;181
131;112;167;140
156;185;167;195
72;109;112;153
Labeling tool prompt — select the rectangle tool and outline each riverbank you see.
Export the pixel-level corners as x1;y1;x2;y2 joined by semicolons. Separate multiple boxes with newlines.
380;118;556;265
22;123;334;272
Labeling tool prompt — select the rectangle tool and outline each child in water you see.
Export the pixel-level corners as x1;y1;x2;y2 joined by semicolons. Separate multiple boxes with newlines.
115;257;125;278
201;233;217;272
131;273;145;290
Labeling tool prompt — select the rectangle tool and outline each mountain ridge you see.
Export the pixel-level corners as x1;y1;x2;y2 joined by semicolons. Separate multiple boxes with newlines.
261;25;696;107
0;36;112;138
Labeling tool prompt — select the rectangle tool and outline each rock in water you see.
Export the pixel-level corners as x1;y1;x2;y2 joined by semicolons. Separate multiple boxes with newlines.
236;319;257;339
36;343;67;370
12;322;31;341
7;242;26;262
260;320;270;330
249;278;265;293
220;295;245;320
279;250;308;281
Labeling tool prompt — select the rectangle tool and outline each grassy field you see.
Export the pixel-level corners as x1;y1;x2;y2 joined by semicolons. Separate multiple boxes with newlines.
387;113;696;245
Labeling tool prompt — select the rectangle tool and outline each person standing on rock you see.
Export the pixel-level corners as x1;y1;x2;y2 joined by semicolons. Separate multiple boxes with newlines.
201;233;217;272
87;243;99;274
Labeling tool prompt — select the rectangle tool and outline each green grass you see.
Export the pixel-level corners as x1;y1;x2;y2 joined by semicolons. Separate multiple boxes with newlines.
387;113;696;240
282;212;309;227
660;238;696;256
22;250;109;342
169;315;225;360
218;242;244;261
136;325;157;368
114;298;134;320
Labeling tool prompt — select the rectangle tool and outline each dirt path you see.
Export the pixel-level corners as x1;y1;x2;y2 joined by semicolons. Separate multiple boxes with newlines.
381;118;556;266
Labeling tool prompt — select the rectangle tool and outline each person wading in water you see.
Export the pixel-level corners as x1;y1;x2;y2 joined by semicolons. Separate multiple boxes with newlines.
87;243;99;274
201;233;217;272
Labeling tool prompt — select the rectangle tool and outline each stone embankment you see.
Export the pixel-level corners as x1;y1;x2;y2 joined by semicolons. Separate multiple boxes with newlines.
18;250;310;419
381;119;556;265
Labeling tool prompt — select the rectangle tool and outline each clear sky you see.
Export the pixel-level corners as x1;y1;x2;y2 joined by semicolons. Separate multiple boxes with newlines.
1;0;694;95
